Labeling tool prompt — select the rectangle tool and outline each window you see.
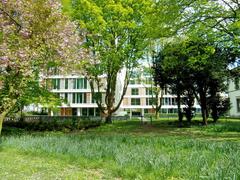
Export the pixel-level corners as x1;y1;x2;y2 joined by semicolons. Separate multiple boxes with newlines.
95;108;100;116
82;108;88;116
73;78;87;89
131;88;139;95
164;98;170;105
89;108;94;116
161;109;167;113
172;98;177;105
146;88;153;95
161;98;164;105
72;93;87;103
237;99;240;112
64;93;68;102
131;98;140;105
65;79;68;89
52;79;60;89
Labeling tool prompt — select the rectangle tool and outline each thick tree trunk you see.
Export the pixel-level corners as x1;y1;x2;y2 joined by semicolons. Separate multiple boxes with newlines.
197;86;208;126
186;109;192;124
155;111;159;119
0;111;8;135
105;114;112;124
201;108;208;125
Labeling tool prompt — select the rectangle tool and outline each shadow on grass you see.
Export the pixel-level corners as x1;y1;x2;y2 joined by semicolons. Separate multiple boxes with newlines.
2;118;240;141
2;126;28;136
87;119;240;141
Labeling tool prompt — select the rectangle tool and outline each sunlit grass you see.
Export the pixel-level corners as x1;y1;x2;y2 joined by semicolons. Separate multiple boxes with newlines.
1;119;240;179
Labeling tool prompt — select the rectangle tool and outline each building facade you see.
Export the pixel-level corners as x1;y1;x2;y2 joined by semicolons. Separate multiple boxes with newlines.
45;70;201;117
228;77;240;117
49;75;102;116
120;72;201;117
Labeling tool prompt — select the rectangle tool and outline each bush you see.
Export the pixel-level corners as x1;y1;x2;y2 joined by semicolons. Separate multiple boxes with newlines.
3;116;102;132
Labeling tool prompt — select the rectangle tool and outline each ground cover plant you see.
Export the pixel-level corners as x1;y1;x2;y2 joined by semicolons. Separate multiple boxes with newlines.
0;119;240;179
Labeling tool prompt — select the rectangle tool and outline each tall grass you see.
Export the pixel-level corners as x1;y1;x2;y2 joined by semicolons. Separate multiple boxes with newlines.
2;131;240;179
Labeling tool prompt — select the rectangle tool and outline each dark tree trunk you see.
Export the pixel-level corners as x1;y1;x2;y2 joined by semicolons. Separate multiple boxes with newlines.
212;107;219;123
155;89;164;119
200;96;208;125
185;90;195;126
105;114;112;124
177;92;183;127
197;86;208;125
201;108;208;125
155;92;159;119
186;109;192;124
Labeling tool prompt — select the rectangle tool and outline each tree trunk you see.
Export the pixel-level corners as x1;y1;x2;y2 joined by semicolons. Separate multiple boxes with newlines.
201;98;207;125
200;96;208;125
155;92;159;119
177;92;183;127
105;114;112;124
185;90;195;126
155;111;159;119
201;108;208;125
155;89;163;120
0;111;8;135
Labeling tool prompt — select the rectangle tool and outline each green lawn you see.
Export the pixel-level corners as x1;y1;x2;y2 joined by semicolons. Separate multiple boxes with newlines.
1;119;240;179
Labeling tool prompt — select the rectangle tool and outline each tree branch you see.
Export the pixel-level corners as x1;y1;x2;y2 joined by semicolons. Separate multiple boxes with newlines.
0;7;22;32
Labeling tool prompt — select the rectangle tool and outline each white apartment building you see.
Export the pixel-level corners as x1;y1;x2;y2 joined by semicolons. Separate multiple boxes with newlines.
49;75;101;116
46;68;126;116
228;77;240;117
45;69;201;117
120;71;201;117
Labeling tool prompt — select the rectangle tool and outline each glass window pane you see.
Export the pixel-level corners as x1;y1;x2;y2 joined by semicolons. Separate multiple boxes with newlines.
131;98;140;105
65;79;68;89
131;88;139;95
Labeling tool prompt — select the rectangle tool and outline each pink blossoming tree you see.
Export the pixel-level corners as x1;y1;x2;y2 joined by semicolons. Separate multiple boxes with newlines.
0;0;82;134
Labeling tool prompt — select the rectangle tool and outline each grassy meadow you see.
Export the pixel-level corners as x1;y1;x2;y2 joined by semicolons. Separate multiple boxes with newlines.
0;118;240;179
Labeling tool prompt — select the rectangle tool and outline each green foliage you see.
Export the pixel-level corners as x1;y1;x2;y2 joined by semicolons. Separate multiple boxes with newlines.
71;0;153;121
154;36;231;125
61;0;72;14
3;116;101;132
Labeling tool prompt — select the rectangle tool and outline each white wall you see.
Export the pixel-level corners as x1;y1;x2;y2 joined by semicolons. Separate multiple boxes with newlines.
228;80;240;117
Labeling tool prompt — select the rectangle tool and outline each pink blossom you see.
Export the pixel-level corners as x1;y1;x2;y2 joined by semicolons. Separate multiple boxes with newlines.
0;56;8;61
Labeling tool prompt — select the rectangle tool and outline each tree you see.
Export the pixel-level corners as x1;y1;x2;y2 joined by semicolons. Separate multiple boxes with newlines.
153;36;231;126
72;0;153;123
146;0;199;120
181;0;240;65
153;40;195;126
11;80;63;118
0;0;81;134
152;49;171;119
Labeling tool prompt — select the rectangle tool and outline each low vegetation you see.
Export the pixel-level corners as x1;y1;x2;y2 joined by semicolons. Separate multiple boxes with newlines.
1;119;239;179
